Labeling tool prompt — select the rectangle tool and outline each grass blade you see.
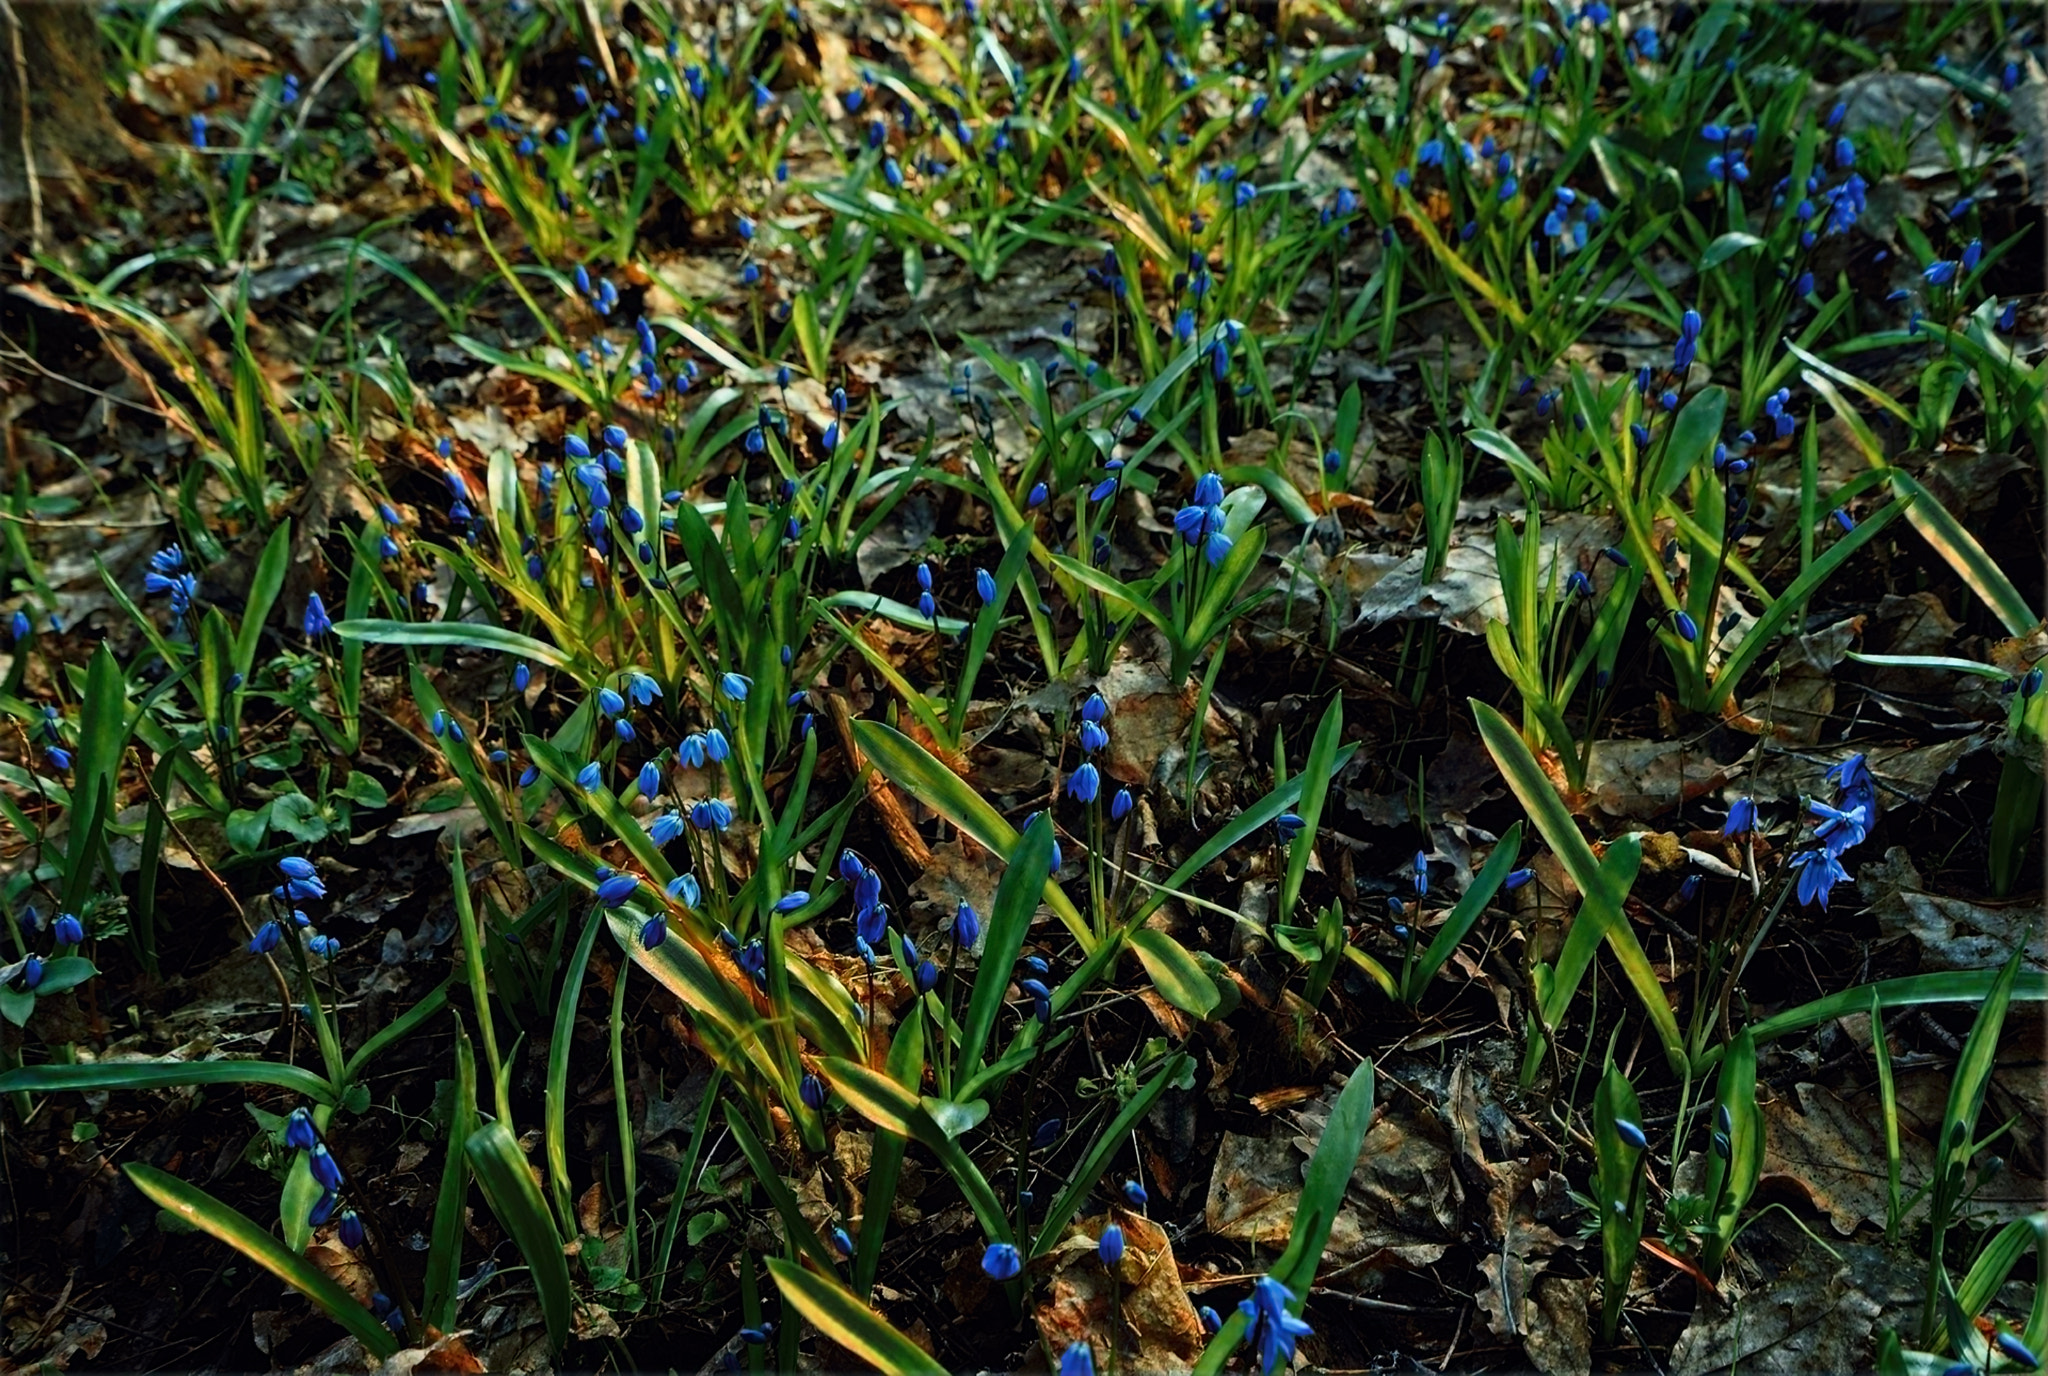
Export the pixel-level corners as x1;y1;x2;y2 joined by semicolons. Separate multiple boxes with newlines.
765;1257;945;1375
124;1164;401;1358
422;1025;476;1334
1472;700;1682;1073
333;618;576;671
1408;821;1524;1000
466;1120;574;1355
958;815;1054;1077
0;1059;338;1103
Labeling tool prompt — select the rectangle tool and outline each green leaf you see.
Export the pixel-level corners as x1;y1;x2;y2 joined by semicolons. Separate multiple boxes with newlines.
686;1210;729;1246
422;1025;476;1334
766;1257;946;1376
1030;1052;1190;1260
268;792;328;844
1472;701;1681;1074
1699;231;1763;270
466;1121;574;1355
1406;821;1524;1000
29;957;97;998
1707;495;1910;712
959;814;1054;1077
0;1058;338;1104
1280;697;1344;924
823;1057;1012;1246
235;520;293;681
1128;742;1358;929
725;1103;840;1272
1196;1059;1374;1376
1693;967;2048;1069
332;618;575;670
1882;471;2035;636
1126;929;1221;1018
123;1164;400;1358
853;722;1092;950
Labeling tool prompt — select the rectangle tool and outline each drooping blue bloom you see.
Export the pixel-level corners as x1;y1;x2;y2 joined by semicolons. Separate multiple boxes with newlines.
831;1226;854;1259
249;921;282;954
1723;796;1757;837
650;811;685;846
598;686;627;717
1239;1275;1315;1374
337;1209;365;1249
1674;611;1699;642
309;1189;338;1227
1504;868;1534;890
982;1241;1022;1280
774;891;811;912
1994;1331;2040;1371
597;874;641;908
1923;260;1959;286
800;1073;829;1111
50;911;82;948
1111;788;1134;821
639;914;668;950
1793;849;1850;908
638;761;662;800
576;761;603;790
704;728;730;763
1078;719;1109;754
285;1106;318;1150
1614;1119;1648;1150
1810;799;1868;854
1068;762;1100;805
719;672;751;701
1274;812;1306;844
302;594;332;640
625;672;661;706
1123;1180;1148;1208
1413;851;1430;897
1019;977;1053;1025
308;1143;344;1191
975;568;997;605
1060;1342;1095;1376
690;798;734;831
953;902;980;947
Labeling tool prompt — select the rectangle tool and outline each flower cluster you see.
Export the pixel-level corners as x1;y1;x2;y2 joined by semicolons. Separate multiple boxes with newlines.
1790;753;1876;909
248;857;342;962
1173;471;1233;567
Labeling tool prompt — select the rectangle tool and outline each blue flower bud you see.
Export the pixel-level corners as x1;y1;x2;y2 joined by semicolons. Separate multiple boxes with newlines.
1098;1224;1125;1266
1614;1119;1648;1151
309;1143;345;1190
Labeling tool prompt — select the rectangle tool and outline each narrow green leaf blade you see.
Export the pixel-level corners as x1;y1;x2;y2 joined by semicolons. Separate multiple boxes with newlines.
765;1257;945;1375
466;1121;574;1354
123;1164;401;1358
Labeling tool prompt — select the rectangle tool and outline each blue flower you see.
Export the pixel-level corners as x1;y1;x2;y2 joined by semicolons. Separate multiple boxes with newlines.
1238;1275;1314;1374
981;1240;1023;1280
975;568;997;605
1413;850;1430;897
1614;1118;1648;1150
1923;260;1959;286
800;1073;829;1111
1060;1343;1095;1376
626;672;662;706
953;902;980;947
1099;1223;1125;1265
1111;788;1134;821
302;594;332;640
1274;812;1306;844
309;1143;345;1191
577;761;603;790
51;912;84;946
1123;1180;1148;1207
597;874;641;907
1723;797;1756;837
1504;867;1534;890
338;1209;365;1249
690;798;734;831
719;672;752;702
774;891;811;912
249;921;282;954
285;1106;318;1150
640;915;667;949
1793;849;1850;908
1068;762;1100;805
831;1226;854;1259
1079;719;1109;754
1019;977;1053;1025
309;1189;338;1227
1809;799;1868;854
638;761;662;800
666;873;702;908
598;686;627;716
